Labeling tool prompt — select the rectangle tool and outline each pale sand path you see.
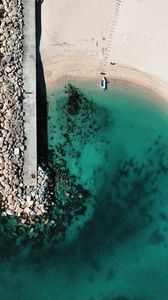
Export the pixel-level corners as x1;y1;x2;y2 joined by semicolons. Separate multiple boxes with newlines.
41;0;168;101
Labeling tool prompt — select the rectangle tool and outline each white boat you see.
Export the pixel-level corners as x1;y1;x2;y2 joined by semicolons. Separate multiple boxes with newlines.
100;76;107;90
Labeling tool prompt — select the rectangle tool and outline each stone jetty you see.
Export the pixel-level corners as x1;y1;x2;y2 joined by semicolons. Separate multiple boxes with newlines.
0;0;51;226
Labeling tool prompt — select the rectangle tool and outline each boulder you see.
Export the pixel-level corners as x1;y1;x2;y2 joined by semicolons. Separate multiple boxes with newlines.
6;209;13;216
14;147;20;156
24;207;31;215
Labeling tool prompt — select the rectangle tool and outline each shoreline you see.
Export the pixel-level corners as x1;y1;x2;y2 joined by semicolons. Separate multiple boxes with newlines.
45;63;168;108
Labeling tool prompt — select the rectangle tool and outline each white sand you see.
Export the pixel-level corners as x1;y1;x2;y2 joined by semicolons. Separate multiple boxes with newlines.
41;0;168;99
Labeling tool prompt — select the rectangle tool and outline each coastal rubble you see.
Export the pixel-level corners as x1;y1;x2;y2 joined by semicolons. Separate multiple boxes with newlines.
0;0;51;226
0;0;89;239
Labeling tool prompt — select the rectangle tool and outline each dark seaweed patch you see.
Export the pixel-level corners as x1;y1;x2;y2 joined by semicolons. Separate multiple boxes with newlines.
160;212;168;221
106;267;115;281
149;229;166;245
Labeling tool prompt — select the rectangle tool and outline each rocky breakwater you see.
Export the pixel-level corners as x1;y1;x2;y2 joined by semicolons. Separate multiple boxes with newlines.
0;0;51;227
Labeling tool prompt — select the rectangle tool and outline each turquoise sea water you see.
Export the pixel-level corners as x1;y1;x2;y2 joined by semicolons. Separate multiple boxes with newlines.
1;81;168;299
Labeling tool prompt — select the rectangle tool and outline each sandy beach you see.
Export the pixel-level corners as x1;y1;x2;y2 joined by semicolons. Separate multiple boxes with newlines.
41;0;168;100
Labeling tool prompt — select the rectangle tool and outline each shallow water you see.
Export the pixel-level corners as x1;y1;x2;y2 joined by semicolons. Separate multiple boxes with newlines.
1;81;168;300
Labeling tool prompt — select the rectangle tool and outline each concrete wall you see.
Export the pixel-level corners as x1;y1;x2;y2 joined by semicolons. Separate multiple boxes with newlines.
23;0;37;186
